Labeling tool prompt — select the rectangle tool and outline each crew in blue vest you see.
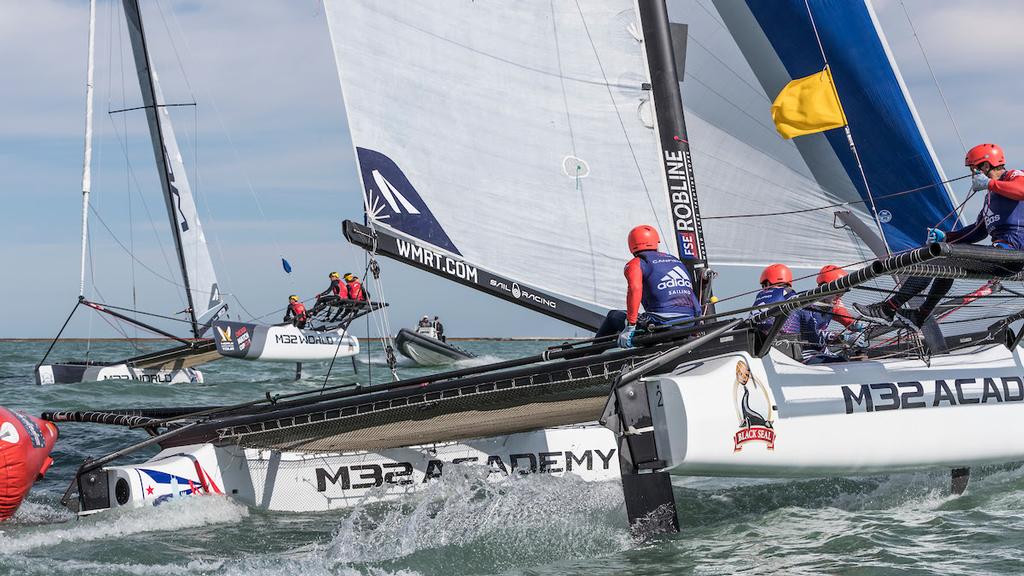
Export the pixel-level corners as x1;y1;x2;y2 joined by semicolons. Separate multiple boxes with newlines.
753;264;866;363
856;143;1024;326
595;225;702;348
750;263;800;334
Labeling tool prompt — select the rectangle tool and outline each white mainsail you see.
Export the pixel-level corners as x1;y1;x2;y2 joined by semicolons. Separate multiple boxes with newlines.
122;0;224;335
323;1;873;315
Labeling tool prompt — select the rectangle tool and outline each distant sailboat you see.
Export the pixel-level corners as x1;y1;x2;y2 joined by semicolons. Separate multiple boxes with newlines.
36;0;226;385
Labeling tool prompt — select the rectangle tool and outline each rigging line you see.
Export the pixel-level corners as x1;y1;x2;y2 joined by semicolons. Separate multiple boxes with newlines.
898;0;966;153
185;101;251;319
128;138;138;339
693;0;728;29
88;205;189;289
684;35;771;106
89;271;142;353
378;7;636;90
153;0;198;100
682;71;776;134
160;1;294;280
107;103;196;114
932;186;981;230
363;253;397;381
229;294;261;323
802;0;889;251
103;111;183;296
37;302;80;368
705;174;970;220
148;1;230;306
572;0;666;235
87;217;98;355
681;97;845;188
95;308;136;343
87;302;194;325
550;0;598;303
710;256;878;305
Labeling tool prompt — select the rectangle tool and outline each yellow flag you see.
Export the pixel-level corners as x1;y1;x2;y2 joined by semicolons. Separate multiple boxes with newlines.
771;67;848;139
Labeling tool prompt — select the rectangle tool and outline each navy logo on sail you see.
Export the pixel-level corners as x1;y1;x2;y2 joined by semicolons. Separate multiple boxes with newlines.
732;360;776;451
356;147;461;255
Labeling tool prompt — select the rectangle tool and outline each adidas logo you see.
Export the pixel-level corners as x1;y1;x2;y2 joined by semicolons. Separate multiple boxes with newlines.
657;266;693;290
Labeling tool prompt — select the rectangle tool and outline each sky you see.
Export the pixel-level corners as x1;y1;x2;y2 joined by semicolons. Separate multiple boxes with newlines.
1;0;1022;339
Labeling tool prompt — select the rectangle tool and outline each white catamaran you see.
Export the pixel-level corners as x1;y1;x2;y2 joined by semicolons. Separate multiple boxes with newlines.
36;0;226;385
44;0;1024;530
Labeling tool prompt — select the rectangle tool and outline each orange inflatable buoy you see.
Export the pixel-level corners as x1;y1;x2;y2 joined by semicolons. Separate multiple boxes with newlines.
0;407;58;521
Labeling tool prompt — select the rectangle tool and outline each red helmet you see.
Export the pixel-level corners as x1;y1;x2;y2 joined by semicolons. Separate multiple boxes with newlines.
965;143;1005;169
627;225;660;254
816;264;847;285
760;263;792;286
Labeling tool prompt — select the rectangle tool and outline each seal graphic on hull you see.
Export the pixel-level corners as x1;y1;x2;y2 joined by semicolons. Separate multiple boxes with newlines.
732;360;776;451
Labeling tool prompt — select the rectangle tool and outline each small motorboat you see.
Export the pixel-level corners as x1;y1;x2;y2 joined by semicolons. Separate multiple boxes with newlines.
395;322;475;365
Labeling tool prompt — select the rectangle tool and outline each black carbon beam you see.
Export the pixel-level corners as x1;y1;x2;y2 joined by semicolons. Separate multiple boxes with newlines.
637;0;710;304
343;221;606;332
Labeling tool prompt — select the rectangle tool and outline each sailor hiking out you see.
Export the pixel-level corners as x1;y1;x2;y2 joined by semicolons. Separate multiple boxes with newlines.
595;225;701;348
283;295;308;329
856;143;1024;326
315;271;345;307
344;273;367;301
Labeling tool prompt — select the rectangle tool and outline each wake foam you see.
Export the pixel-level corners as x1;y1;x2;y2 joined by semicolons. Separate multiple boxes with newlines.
323;465;629;572
0;496;247;555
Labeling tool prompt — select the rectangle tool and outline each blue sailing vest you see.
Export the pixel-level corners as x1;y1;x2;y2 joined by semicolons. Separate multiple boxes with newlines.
798;304;836;360
982;185;1024;249
636;251;701;320
751;287;800;333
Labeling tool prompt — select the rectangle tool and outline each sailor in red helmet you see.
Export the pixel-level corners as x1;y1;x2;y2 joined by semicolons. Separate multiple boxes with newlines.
813;265;862;331
344;273;367;301
798;265;868;363
283;295;308;328
856;144;1024;325
595;225;702;348
751;264;865;362
750;263;800;334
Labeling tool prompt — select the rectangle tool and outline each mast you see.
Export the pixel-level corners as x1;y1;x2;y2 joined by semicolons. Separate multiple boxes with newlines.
78;0;96;298
635;0;711;303
121;0;200;337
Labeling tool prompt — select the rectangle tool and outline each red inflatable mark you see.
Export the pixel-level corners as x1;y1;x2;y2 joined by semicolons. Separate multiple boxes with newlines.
0;407;58;521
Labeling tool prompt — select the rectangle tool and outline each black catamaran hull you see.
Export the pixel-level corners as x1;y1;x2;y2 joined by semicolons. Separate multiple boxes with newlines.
36;340;218;385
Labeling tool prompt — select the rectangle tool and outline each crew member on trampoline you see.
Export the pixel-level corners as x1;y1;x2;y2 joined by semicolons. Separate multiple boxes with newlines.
344;273;367;301
750;263;800;335
799;265;868;364
855;144;1024;326
750;264;865;363
595;225;701;348
283;295;308;329
318;272;345;301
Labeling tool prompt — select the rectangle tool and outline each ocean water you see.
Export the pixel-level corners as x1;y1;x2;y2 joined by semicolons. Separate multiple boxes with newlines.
1;340;1023;575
